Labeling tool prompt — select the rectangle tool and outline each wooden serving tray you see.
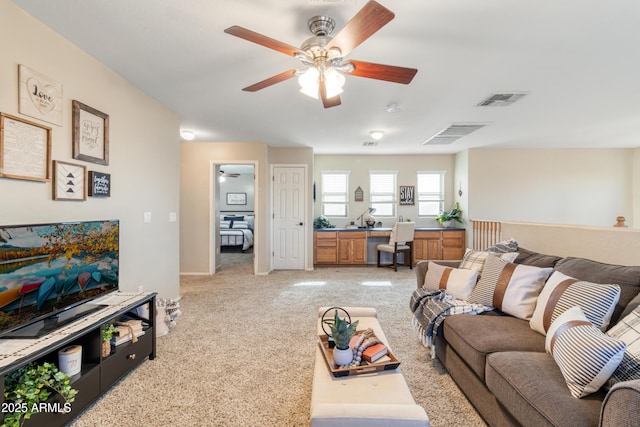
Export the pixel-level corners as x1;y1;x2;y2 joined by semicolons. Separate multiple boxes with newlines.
318;334;401;377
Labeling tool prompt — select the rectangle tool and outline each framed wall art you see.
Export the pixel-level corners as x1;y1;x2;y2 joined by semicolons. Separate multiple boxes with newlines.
53;160;86;201
399;185;415;205
72;100;109;165
88;171;111;197
19;65;63;126
0;112;52;182
226;192;247;205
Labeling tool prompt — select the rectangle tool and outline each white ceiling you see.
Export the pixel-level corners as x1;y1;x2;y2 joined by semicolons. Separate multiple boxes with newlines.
11;0;640;155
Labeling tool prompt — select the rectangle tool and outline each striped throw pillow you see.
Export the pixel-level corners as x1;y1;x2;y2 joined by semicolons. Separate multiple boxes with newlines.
423;261;479;300
530;271;621;335
468;255;552;320
606;305;640;387
547;306;626;398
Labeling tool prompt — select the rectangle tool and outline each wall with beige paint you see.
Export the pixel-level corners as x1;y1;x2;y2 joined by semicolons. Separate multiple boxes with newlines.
0;2;181;298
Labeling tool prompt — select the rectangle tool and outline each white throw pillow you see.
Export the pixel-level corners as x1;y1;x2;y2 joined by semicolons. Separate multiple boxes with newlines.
547;306;626;398
423;261;479;300
530;271;620;335
468;255;552;320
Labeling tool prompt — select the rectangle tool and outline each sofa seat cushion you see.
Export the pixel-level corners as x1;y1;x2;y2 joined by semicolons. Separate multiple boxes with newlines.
443;313;545;380
486;351;605;427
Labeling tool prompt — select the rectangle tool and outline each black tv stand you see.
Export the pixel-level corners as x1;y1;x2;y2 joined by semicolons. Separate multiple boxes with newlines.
0;292;156;427
4;302;107;339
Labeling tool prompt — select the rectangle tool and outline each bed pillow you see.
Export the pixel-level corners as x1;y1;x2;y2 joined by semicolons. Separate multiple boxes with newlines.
219;220;230;229
530;271;620;335
459;249;519;274
224;215;244;221
606;305;640;387
231;221;249;229
423;261;479;300
547;306;626;398
468;255;552;320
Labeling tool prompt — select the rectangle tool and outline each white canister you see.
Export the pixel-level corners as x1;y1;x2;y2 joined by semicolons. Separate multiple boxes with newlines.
58;345;82;376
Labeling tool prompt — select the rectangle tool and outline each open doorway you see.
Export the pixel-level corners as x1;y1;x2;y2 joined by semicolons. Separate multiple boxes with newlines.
213;163;256;274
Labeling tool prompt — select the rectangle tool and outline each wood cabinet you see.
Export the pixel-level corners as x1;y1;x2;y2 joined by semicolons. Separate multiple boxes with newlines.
314;231;338;264
314;229;465;266
413;230;465;263
0;293;156;427
337;232;367;264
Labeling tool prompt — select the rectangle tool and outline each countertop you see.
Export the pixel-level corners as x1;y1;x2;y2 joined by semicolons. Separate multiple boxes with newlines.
313;227;465;231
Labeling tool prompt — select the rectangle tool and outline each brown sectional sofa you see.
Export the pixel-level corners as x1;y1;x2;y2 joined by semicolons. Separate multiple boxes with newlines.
415;248;640;427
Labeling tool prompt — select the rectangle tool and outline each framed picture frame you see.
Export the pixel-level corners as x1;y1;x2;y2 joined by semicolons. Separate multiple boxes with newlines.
53;160;86;201
226;192;247;205
88;171;111;197
399;185;415;205
72;100;109;165
0;112;52;182
18;65;63;126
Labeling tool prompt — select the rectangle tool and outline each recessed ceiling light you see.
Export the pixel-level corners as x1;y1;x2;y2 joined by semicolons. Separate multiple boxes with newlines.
370;130;384;140
180;130;195;140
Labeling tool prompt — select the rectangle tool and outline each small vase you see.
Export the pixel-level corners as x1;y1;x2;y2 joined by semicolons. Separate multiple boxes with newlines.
333;347;354;366
442;220;455;228
102;340;111;358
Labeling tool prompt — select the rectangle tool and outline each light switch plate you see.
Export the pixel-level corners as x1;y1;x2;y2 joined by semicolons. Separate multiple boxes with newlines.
143;212;152;223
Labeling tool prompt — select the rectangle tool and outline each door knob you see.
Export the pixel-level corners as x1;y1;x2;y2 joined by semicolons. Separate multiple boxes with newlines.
298;222;304;226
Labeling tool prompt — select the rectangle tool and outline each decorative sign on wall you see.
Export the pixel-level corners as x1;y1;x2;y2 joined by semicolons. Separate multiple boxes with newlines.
226;192;247;205
399;185;415;205
72;100;109;165
354;186;364;202
19;65;63;126
53;160;86;201
88;171;111;197
0;113;52;182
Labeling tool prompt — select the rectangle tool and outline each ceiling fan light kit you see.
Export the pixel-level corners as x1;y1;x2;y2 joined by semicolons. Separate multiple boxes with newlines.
224;0;418;108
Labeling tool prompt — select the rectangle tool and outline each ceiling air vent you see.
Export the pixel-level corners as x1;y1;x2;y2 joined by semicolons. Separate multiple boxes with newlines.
422;123;487;145
477;92;527;107
362;141;378;147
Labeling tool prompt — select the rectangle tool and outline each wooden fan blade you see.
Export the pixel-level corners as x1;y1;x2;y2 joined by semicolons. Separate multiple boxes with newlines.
326;1;395;57
347;60;418;84
319;78;341;108
242;69;297;92
224;26;302;57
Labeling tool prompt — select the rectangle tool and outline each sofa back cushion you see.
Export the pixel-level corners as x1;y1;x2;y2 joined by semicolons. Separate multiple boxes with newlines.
555;257;640;325
514;247;563;268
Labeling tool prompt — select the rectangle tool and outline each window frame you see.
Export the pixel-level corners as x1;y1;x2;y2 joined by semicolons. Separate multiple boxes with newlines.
416;171;445;217
369;171;397;218
320;171;350;218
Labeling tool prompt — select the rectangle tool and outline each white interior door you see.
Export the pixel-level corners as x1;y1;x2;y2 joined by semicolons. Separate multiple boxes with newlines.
273;166;306;270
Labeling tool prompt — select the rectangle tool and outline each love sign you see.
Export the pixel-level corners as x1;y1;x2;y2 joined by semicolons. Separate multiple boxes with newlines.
19;65;63;126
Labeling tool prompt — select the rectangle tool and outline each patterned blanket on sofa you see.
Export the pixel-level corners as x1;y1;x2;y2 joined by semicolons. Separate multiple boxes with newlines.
410;288;493;358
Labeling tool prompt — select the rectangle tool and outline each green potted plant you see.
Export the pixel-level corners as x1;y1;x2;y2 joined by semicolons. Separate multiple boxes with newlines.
101;324;118;358
3;362;78;427
329;310;359;366
313;216;335;229
436;202;463;228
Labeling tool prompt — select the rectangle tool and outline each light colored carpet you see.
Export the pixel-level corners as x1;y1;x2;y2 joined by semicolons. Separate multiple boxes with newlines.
71;254;486;426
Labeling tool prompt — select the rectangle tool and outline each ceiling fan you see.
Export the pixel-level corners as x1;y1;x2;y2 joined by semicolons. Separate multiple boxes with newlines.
220;170;240;178
224;0;418;108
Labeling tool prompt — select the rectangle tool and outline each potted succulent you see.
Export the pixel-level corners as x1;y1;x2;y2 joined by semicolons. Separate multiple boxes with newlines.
329;310;359;366
101;324;118;358
436;202;463;228
3;362;78;427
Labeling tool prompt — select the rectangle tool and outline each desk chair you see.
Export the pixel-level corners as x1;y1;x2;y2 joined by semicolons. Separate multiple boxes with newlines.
377;222;415;271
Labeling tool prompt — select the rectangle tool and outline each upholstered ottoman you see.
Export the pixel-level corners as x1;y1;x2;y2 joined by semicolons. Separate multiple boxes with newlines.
310;307;430;427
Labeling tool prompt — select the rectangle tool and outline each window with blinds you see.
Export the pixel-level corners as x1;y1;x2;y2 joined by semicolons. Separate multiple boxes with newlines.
321;172;349;217
417;172;445;216
369;172;396;217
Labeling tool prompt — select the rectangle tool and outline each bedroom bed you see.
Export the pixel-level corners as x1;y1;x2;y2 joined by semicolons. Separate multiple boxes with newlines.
219;214;254;252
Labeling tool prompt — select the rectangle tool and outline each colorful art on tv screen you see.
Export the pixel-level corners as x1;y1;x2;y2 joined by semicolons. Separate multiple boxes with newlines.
0;220;119;336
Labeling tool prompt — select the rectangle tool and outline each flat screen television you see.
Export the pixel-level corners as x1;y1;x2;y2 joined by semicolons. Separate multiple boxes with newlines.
0;220;119;338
